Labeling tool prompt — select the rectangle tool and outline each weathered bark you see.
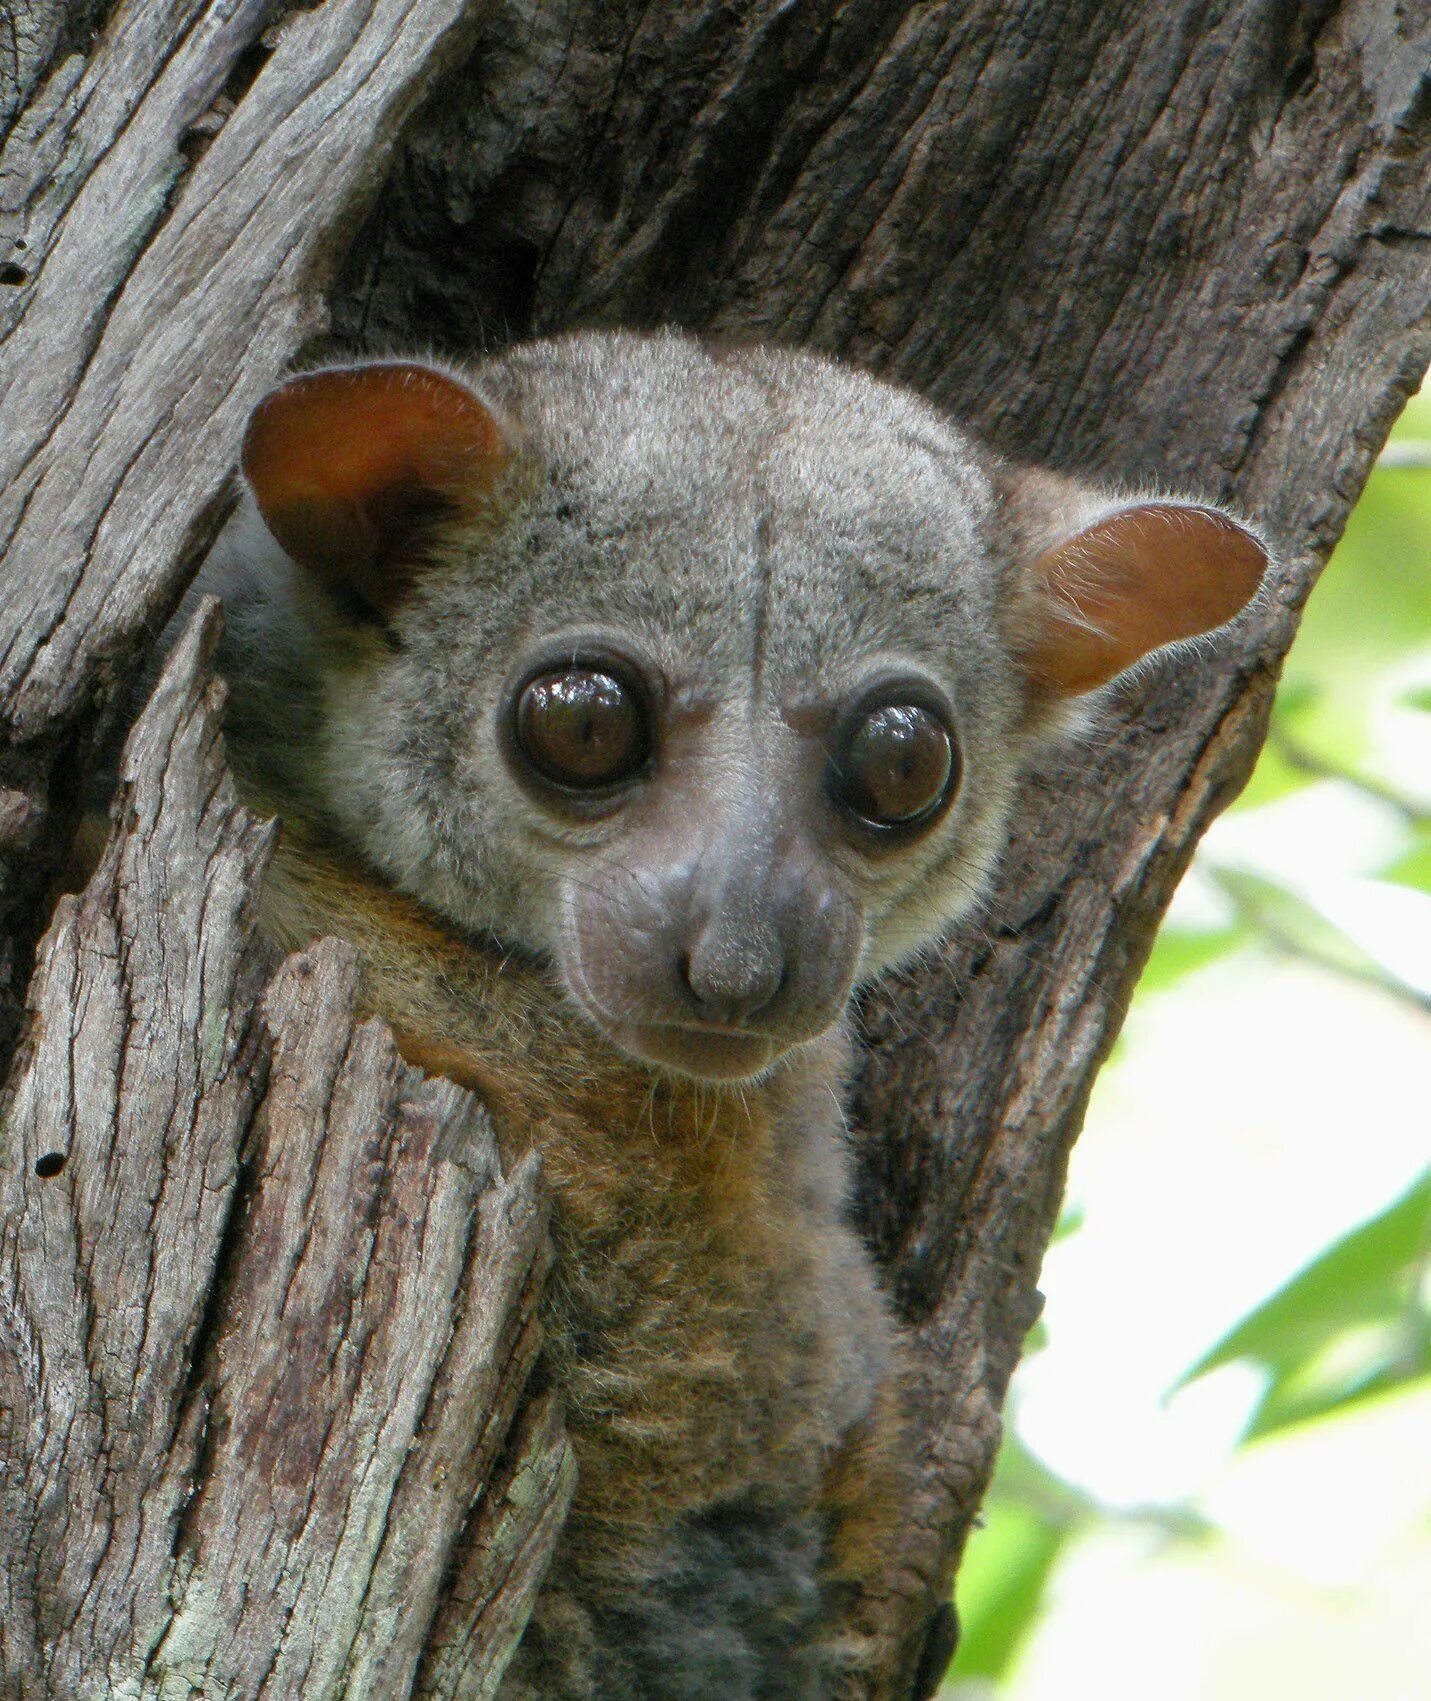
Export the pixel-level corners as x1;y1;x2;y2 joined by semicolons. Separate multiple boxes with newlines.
0;0;493;1044
0;607;573;1695
2;0;1428;1695
0;2;574;1692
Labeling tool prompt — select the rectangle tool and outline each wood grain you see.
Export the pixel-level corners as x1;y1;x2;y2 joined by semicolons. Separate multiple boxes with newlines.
0;0;491;1039
0;606;571;1697
1;0;1428;1692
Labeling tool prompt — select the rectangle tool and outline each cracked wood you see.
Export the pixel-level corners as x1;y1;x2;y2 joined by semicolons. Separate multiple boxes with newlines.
0;606;573;1697
1;0;1428;1694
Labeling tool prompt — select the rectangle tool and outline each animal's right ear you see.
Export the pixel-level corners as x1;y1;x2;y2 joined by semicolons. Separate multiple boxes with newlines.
241;362;508;620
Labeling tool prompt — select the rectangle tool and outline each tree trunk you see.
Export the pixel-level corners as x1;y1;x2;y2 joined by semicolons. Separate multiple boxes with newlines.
1;1;1427;1695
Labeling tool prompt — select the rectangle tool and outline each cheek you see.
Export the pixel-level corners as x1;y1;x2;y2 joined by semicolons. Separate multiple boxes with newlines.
857;789;1015;974
560;864;670;1001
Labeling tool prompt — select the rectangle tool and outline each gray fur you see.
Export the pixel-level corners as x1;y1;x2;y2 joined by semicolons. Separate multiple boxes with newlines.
503;1501;836;1699
206;332;1042;988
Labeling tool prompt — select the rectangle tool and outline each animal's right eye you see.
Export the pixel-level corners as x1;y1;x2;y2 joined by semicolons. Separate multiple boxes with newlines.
514;666;652;790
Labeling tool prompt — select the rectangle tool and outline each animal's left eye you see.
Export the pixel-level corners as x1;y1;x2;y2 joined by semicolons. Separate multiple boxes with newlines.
515;667;652;789
830;703;958;830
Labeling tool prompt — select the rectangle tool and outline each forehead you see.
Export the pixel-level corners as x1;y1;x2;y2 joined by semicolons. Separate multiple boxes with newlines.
477;335;1003;693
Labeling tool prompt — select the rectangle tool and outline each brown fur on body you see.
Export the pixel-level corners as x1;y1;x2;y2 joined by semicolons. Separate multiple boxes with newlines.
261;829;912;1697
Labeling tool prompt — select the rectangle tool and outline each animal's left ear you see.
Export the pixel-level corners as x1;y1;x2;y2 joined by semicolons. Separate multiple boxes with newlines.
1002;466;1269;697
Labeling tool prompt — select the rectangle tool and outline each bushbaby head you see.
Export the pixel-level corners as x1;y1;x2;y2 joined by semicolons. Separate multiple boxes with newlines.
233;332;1266;1082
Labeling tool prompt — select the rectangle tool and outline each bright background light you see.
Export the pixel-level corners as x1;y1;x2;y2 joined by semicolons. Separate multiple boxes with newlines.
943;384;1431;1699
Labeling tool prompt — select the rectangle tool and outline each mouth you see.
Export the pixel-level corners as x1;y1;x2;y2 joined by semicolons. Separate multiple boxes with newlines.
561;957;793;1081
602;1017;787;1082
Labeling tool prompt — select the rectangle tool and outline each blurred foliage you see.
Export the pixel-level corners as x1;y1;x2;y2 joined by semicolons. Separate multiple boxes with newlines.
951;1458;1074;1682
945;387;1431;1693
1178;1168;1431;1440
1382;819;1431;892
1204;866;1430;1011
952;1432;1215;1682
1236;383;1431;806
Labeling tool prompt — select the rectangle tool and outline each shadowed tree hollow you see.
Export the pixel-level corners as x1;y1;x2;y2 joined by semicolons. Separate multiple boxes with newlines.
1;0;1428;1695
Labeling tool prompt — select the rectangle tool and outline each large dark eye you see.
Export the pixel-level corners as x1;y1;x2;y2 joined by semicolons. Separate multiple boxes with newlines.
832;703;958;829
515;667;651;789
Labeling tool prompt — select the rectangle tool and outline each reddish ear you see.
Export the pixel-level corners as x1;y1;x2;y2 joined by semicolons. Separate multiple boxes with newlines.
241;362;507;617
1012;493;1268;696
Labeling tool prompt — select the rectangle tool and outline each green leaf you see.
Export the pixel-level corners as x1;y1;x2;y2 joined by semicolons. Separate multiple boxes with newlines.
1178;1169;1431;1438
949;1500;1068;1682
950;1436;1094;1681
1207;866;1431;1008
1138;923;1245;994
1052;1202;1087;1244
1246;1328;1429;1438
1228;733;1319;814
1380;828;1431;894
1259;425;1431;773
1271;678;1321;721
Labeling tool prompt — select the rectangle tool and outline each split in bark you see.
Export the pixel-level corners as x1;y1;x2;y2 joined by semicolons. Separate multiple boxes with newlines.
0;608;574;1696
1;0;1429;1693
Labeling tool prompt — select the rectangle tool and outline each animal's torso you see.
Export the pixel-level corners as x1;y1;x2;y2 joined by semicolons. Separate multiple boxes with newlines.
261;834;907;1698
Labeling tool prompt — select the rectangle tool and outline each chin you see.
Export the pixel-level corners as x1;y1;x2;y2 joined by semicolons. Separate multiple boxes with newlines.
608;1020;790;1084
